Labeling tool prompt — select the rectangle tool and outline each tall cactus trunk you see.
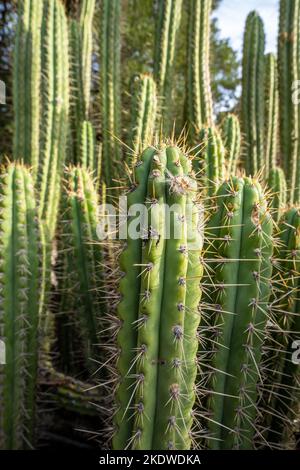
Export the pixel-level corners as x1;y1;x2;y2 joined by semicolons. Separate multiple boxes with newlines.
241;11;265;176
222;114;241;175
264;53;279;175
186;0;213;142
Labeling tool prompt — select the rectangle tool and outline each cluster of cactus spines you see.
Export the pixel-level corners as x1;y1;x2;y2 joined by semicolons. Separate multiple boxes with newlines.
278;0;300;203
38;0;69;240
127;74;158;163
222;114;241;175
267;167;287;222
262;208;300;447
264;53;279;175
13;0;42;177
100;0;122;189
0;164;43;450
79;0;95;118
194;127;225;197
113;145;203;450
241;11;265;176
59;166;102;372
186;0;213;141
200;176;274;449
153;0;182;131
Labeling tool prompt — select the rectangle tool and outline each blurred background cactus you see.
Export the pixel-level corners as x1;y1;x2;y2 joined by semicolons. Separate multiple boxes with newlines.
0;0;299;451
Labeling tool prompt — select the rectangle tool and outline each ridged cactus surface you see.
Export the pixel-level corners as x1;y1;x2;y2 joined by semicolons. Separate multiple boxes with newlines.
264;53;279;175
268;167;287;222
222;114;241;175
113;145;203;450
200;176;273;449
0;164;42;450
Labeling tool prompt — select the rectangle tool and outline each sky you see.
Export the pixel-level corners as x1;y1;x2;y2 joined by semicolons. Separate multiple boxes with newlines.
213;0;279;55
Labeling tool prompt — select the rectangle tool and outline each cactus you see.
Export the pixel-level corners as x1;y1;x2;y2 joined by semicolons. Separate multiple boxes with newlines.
262;208;300;447
80;120;96;172
100;0;122;189
80;0;95;118
59;166;102;373
0;164;43;450
38;0;69;240
264;53;279;175
267;167;287;222
186;0;213;141
241;11;265;175
154;0;182;132
127;74;158;163
222;114;241;175
13;0;42;177
200;176;274;449
113;145;203;450
193;126;225;197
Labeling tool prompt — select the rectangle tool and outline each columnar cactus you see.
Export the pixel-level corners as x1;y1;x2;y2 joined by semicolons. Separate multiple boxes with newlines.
200;176;274;449
113;145;203;450
38;0;69;240
80;0;95;118
80;120;96;172
193;127;225;197
241;11;265;175
262;208;300;447
264;53;279;175
59;166;102;372
0;164;43;450
268;167;287;222
278;0;300;203
186;0;213;141
100;0;122;189
13;0;42;176
222;114;241;175
154;0;182;131
127;74;158;163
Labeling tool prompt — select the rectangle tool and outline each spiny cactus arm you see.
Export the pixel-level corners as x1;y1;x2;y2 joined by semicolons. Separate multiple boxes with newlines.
80;0;95;117
13;0;42;175
38;0;69;239
113;147;157;450
80;120;96;171
264;53;279;175
128;74;158;164
222;114;241;175
196;127;225;197
100;0;122;188
0;165;41;450
241;11;265;175
268;167;287;222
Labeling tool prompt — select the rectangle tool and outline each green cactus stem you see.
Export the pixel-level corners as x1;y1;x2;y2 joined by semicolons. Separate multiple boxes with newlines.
278;0;300;202
13;0;42;177
264;53;279;175
80;0;95;118
127;74;158;164
154;0;182;132
241;11;265;175
113;145;203;450
268;167;287;223
100;0;122;189
38;0;69;240
200;176;274;449
186;0;213;141
0;164;43;450
222;114;241;175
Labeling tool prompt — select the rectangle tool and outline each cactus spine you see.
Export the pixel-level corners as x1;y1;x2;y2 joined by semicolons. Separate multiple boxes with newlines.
222;114;241;175
268;167;287;222
13;0;42;176
264;53;279;175
100;0;122;189
186;0;213;140
38;0;69;240
0;164;42;450
113;145;203;450
60;166;102;372
278;0;300;203
154;0;182;131
241;11;265;175
128;74;158;163
201;176;273;449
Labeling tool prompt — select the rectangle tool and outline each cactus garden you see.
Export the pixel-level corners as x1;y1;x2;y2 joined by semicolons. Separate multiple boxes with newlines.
0;0;299;452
